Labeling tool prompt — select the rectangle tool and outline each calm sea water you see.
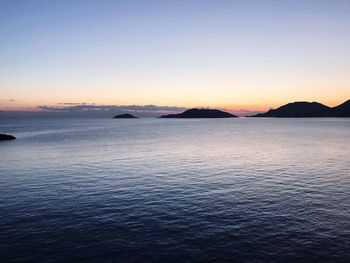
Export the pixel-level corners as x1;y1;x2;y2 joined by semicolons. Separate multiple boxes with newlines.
0;118;349;262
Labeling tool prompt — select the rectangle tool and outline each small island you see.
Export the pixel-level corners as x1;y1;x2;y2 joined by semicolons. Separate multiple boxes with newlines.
113;113;138;119
0;134;16;141
249;99;350;117
160;108;237;118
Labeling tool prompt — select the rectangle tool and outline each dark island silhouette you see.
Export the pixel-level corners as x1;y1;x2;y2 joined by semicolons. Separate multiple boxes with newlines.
113;113;138;119
331;99;350;117
249;99;350;117
0;134;16;141
160;108;237;118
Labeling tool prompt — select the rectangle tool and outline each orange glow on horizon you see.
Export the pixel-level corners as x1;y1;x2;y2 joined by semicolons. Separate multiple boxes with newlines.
1;96;349;113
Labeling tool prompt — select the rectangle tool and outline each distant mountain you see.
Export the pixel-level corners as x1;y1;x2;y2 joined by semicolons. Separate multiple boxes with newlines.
331;99;350;117
250;102;332;117
160;108;237;118
113;113;138;118
249;99;350;117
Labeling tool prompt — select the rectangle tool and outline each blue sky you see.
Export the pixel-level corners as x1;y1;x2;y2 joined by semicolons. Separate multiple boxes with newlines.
1;0;350;113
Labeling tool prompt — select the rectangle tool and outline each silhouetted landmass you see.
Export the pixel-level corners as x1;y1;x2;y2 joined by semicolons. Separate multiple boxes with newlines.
331;99;350;117
249;99;350;117
250;102;331;117
113;113;138;118
0;134;16;141
160;108;237;118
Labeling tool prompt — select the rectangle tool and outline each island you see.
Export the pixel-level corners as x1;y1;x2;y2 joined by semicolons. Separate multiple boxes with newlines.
249;99;350;117
331;99;350;117
113;113;138;118
0;134;16;141
160;108;237;118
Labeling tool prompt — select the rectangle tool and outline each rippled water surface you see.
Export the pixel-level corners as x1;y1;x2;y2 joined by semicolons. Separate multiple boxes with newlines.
1;118;350;262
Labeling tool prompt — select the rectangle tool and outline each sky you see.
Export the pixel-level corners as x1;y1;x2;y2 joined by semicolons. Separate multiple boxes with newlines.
1;0;350;116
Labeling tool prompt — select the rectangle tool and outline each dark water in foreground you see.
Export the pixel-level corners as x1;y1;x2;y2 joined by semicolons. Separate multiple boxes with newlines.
0;118;349;262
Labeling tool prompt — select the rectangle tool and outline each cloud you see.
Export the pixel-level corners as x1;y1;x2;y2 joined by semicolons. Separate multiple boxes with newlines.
33;104;186;117
0;103;260;118
57;102;90;105
34;104;262;117
0;99;16;102
38;104;186;113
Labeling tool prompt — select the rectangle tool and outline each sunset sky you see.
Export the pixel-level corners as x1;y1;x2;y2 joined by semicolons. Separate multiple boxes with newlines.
1;0;350;115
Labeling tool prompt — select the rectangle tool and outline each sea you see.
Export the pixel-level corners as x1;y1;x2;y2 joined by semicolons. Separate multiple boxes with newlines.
0;118;349;262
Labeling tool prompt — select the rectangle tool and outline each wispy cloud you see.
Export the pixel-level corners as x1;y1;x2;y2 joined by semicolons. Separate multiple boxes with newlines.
0;99;16;102
57;102;90;105
38;104;186;113
0;103;260;118
26;104;187;117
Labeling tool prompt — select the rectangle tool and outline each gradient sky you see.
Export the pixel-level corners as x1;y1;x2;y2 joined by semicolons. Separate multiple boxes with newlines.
1;0;350;112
